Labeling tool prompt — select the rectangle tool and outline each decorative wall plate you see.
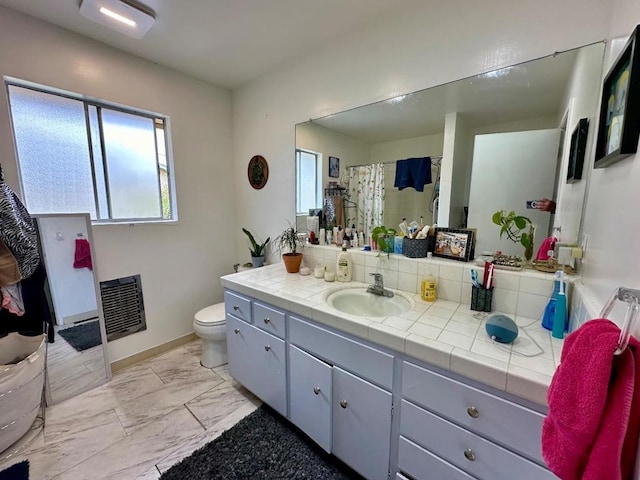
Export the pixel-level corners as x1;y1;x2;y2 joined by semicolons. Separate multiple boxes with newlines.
248;155;269;189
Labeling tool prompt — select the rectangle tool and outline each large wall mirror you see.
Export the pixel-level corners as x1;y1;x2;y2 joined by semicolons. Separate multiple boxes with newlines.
34;213;110;404
295;42;605;257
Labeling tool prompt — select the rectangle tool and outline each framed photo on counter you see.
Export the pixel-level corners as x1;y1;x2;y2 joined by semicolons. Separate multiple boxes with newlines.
433;228;475;262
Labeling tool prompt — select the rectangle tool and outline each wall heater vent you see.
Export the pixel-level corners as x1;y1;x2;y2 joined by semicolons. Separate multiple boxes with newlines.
100;274;146;342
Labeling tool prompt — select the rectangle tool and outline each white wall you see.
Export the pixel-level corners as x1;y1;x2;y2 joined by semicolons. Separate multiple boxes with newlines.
370;133;444;228
232;0;612;264
0;7;234;362
578;0;640;322
38;216;96;325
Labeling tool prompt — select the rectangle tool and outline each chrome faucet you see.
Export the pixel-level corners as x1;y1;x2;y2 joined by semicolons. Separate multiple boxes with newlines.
367;273;394;298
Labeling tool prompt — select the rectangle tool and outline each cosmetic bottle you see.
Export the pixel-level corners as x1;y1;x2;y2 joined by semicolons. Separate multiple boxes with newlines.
421;270;437;302
336;242;352;282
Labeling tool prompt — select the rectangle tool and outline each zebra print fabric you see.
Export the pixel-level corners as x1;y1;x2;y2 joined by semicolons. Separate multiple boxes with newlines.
0;181;39;280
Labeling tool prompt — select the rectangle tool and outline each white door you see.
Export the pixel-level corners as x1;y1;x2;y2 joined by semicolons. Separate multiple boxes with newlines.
467;130;560;257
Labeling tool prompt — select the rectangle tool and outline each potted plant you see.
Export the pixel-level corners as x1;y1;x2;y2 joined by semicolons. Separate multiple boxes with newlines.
371;225;397;257
242;228;270;268
492;210;536;262
276;223;304;273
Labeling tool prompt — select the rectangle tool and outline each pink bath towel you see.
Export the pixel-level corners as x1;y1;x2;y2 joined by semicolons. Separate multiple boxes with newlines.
542;319;640;480
73;238;92;270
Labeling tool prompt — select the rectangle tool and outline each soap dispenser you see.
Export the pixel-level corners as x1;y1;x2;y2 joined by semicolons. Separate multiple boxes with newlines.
336;242;353;282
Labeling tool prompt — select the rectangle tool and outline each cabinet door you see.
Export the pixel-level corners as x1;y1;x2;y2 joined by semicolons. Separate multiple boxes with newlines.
289;346;332;452
226;315;286;415
332;366;392;480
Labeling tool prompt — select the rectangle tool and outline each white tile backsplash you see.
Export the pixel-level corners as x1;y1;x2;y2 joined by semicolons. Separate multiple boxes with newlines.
303;245;575;322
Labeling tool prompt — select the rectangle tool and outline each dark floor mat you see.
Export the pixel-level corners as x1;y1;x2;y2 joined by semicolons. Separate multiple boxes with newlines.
0;460;29;480
57;321;101;352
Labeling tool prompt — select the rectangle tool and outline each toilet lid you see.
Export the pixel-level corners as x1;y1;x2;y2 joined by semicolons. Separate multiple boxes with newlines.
194;303;226;325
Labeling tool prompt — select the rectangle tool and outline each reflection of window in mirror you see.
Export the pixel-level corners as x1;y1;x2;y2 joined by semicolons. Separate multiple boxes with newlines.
6;81;177;223
296;149;322;214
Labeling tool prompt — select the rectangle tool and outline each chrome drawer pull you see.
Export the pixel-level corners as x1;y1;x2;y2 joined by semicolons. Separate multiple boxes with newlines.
234;329;240;334
313;386;321;395
464;449;476;461
263;317;270;324
264;345;271;351
467;406;479;418
233;305;240;311
340;400;348;409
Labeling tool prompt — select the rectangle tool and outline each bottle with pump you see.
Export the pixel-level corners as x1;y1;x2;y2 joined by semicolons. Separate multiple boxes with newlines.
542;270;566;331
551;270;567;339
336;242;353;282
421;270;437;302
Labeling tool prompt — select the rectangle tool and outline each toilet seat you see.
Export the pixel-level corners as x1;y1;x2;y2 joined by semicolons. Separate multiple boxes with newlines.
194;303;226;326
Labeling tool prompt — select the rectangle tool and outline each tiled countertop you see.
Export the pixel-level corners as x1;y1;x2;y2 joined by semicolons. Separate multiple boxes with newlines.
221;264;564;407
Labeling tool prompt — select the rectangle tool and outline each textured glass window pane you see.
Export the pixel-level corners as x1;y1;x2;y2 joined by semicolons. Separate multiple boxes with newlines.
8;85;96;217
297;150;317;214
88;106;109;220
101;109;161;219
155;124;172;219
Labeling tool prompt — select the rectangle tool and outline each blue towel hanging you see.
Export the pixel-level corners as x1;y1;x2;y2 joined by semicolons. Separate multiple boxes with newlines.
393;157;432;192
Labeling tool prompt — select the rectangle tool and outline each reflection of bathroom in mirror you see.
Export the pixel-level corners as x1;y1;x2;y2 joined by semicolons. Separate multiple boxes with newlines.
34;213;110;404
295;42;605;257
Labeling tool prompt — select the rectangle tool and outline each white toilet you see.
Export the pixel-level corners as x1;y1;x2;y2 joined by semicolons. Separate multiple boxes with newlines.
193;303;227;368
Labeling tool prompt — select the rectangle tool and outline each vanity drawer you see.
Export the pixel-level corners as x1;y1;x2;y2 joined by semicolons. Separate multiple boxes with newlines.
224;290;252;323
289;316;394;390
398;436;476;480
400;400;555;480
402;361;545;464
253;301;285;339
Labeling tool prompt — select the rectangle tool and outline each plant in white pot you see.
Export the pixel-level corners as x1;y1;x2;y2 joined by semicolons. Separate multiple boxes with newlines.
242;228;270;268
276;223;304;273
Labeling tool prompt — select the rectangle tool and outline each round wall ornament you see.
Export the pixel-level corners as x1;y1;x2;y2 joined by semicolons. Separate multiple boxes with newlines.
248;155;269;189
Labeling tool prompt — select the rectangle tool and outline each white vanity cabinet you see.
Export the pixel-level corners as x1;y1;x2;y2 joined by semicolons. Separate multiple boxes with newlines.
398;360;554;480
225;293;287;416
289;316;394;480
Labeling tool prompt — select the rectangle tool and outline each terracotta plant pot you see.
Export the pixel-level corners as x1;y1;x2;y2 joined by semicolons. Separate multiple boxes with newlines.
282;253;303;273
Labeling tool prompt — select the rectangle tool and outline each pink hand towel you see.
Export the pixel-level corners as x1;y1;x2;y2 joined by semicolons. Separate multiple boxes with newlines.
73;238;93;270
542;319;640;480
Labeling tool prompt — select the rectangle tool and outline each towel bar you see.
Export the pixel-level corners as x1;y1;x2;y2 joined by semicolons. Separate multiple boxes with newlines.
600;287;640;355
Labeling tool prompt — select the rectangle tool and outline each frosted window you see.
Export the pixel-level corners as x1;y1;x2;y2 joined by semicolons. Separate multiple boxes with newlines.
88;106;109;220
296;150;319;214
101;109;161;219
8;85;96;217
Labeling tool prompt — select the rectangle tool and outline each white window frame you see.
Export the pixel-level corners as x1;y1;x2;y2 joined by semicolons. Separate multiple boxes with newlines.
5;77;178;224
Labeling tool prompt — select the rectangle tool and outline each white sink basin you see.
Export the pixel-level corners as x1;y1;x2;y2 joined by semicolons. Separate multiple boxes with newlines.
326;288;412;317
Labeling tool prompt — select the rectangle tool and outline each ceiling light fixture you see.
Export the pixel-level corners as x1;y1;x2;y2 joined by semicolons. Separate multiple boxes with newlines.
99;7;137;27
80;0;155;39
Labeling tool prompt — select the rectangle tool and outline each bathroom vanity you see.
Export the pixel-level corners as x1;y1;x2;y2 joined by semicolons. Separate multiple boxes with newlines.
222;264;559;480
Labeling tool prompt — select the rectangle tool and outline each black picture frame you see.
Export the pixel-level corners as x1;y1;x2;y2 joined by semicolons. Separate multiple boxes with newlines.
328;156;340;178
594;24;640;169
567;118;589;183
433;228;475;262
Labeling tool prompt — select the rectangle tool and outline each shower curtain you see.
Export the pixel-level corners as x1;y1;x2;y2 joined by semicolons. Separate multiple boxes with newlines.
347;164;385;239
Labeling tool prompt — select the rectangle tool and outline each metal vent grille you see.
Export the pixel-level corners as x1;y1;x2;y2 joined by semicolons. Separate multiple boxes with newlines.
100;274;147;342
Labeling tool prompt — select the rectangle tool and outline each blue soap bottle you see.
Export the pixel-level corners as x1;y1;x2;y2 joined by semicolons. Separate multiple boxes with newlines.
542;271;564;331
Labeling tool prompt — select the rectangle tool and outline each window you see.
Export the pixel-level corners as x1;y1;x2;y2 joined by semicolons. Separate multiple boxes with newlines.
296;149;321;215
6;82;176;222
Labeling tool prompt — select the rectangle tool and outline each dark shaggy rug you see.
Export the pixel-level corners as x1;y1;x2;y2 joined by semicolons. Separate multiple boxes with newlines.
160;406;362;480
0;460;29;480
57;321;101;352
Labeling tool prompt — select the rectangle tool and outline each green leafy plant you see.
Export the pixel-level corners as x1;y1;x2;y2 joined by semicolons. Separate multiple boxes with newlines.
371;225;398;256
242;228;270;258
276;222;304;254
491;210;535;260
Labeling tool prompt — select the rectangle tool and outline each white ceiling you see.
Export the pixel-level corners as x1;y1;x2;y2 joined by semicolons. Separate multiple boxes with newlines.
0;0;415;89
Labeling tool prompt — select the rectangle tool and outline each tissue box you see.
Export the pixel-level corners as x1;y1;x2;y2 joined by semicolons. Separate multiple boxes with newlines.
403;237;428;258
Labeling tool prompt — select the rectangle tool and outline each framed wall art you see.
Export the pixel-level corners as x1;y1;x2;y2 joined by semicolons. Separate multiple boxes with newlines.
328;156;340;178
433;228;475;262
567;118;589;183
594;24;640;169
248;155;269;189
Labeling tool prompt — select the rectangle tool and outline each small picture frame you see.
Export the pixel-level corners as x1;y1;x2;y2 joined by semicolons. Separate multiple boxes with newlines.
328;156;340;178
567;118;589;183
594;24;640;169
433;228;475;262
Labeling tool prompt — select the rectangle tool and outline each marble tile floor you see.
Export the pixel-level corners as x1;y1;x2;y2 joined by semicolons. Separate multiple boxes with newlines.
47;323;109;404
0;340;260;480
